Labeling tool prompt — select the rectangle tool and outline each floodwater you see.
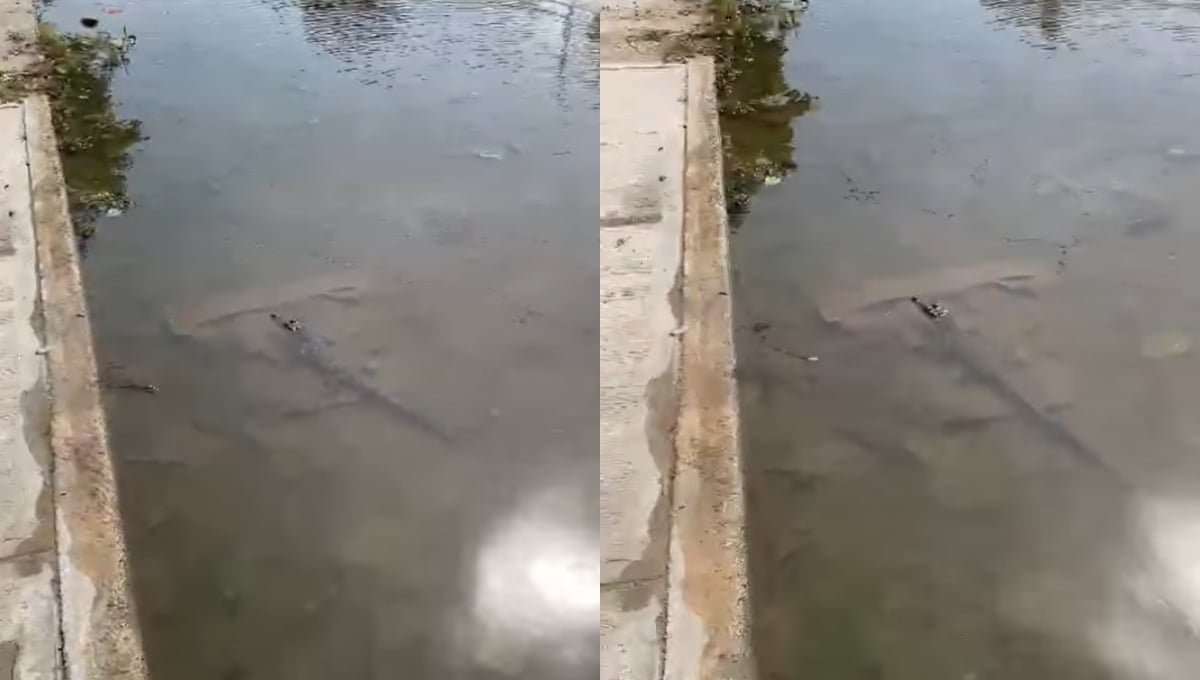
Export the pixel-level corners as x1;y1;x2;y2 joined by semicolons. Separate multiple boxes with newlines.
40;0;598;678
730;0;1200;678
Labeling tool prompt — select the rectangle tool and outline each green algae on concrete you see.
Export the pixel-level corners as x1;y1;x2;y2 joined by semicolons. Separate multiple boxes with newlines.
710;0;811;226
37;25;142;239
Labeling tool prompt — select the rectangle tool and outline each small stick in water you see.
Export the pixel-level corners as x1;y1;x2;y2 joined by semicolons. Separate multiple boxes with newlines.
113;382;159;394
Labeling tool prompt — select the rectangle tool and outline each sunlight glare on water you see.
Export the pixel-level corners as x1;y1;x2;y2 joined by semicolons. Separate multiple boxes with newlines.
466;486;600;673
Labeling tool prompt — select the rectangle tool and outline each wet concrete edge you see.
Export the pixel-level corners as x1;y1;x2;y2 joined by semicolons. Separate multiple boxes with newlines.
665;56;754;680
23;93;147;680
600;60;686;680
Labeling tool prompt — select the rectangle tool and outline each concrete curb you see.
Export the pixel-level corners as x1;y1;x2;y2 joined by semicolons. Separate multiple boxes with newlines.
599;56;751;680
665;57;754;680
599;61;687;680
25;94;147;680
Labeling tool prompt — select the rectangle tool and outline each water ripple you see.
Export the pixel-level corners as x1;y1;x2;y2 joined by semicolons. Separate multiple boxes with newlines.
982;0;1200;47
268;0;598;96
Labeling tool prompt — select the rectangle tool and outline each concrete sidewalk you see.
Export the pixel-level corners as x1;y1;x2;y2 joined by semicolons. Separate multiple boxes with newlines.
0;97;60;680
600;56;753;680
0;7;146;676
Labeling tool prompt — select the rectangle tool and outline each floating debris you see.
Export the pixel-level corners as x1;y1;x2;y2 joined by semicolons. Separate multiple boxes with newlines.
761;341;819;363
113;381;159;394
80;17;99;28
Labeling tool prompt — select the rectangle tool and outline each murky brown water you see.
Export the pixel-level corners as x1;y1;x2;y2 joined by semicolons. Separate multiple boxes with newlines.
41;1;598;678
732;0;1200;677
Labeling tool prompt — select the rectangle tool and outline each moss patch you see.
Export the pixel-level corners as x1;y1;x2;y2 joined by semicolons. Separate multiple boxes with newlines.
710;0;812;227
37;25;143;240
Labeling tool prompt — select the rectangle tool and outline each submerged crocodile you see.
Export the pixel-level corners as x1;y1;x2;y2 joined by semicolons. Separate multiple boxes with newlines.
923;317;1126;488
269;313;454;445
